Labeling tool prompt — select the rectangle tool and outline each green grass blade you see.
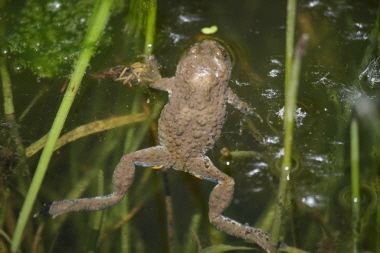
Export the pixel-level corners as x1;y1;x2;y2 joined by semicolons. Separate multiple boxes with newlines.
1;56;30;178
350;118;360;252
144;0;157;55
183;213;201;253
375;177;380;253
270;0;297;245
271;33;309;247
1;56;14;115
85;169;105;252
10;1;114;252
284;0;296;91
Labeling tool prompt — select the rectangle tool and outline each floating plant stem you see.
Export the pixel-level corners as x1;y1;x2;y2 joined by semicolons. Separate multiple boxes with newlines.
270;0;296;246
271;32;309;249
1;57;14;116
0;188;10;229
18;85;49;122
10;1;114;252
183;213;202;252
375;177;380;253
350;118;360;253
284;0;296;89
25;113;147;158
85;169;105;251
144;0;157;56
1;56;30;178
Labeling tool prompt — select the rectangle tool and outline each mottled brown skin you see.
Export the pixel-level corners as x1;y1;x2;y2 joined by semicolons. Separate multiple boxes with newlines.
43;40;286;252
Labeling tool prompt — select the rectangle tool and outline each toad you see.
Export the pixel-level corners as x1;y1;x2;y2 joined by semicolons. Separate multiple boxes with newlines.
42;40;287;252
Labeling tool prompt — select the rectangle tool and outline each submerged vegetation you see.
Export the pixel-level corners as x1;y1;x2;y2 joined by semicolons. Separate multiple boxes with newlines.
0;0;379;252
8;0;104;77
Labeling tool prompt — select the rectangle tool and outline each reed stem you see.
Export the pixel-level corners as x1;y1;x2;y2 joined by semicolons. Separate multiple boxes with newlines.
350;119;360;252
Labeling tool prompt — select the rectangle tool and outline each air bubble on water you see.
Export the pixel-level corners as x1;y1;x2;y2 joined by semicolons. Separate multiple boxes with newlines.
0;45;10;55
270;59;282;66
268;58;283;78
295;107;307;126
261;89;279;99
276;107;283;118
268;69;281;78
276;106;307;127
264;136;279;144
12;62;25;73
302;195;324;208
47;1;63;12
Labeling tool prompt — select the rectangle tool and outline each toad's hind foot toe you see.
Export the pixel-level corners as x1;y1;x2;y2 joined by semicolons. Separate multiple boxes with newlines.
33;202;53;218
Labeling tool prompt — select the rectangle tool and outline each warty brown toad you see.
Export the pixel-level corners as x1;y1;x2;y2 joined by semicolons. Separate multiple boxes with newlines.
41;40;287;252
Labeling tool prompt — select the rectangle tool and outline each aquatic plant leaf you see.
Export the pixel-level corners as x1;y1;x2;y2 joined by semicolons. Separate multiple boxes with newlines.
8;0;111;77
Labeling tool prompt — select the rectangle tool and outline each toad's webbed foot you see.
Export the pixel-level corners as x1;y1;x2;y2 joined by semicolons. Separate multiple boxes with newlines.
92;56;161;86
115;55;162;85
33;202;52;217
115;61;161;85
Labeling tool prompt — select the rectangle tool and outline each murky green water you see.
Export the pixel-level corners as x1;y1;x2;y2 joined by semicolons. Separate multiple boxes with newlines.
1;0;379;252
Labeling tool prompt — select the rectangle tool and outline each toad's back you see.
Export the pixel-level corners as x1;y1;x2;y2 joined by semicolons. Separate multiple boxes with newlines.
156;40;232;165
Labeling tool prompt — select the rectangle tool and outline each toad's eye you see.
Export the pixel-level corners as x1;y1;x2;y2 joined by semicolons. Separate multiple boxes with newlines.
189;46;199;55
221;48;227;58
215;48;227;59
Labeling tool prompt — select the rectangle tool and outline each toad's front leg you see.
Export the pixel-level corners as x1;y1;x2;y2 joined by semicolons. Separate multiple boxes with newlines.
188;156;286;253
39;146;172;218
226;88;263;122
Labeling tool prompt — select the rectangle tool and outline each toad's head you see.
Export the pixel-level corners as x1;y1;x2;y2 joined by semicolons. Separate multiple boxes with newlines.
176;40;231;91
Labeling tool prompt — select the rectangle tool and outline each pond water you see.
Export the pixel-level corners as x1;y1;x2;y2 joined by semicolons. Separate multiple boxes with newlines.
1;0;379;253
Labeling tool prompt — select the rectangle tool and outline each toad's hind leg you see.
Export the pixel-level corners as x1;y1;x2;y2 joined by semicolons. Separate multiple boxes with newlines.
190;156;285;253
45;146;172;218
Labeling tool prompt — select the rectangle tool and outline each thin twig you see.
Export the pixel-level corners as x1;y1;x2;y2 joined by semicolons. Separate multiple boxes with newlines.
31;223;45;253
25;113;147;158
